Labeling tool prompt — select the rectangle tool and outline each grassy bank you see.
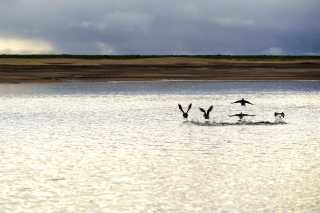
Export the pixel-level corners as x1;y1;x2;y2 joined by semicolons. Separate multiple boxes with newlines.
1;54;320;61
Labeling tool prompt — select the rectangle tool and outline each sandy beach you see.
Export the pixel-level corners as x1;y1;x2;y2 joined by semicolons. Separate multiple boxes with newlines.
0;57;319;82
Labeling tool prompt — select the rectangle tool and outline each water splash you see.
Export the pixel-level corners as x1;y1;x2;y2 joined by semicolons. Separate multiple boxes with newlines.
185;120;287;126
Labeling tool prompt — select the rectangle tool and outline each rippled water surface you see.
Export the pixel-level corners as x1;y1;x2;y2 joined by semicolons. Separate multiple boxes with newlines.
0;81;319;212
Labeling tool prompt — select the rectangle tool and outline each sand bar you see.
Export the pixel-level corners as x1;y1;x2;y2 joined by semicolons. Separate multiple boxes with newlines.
0;57;319;82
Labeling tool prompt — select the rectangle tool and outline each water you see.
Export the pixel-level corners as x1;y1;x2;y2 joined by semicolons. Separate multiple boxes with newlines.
0;81;319;212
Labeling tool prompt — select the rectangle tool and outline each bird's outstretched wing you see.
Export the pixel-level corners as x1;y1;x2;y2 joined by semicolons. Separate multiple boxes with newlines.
187;103;192;113
244;100;253;105
228;114;236;117
207;105;213;114
199;108;206;113
247;115;256;117
231;100;241;104
178;104;184;113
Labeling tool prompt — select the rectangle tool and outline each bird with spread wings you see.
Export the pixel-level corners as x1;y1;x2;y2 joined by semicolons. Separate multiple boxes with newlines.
178;103;192;119
231;98;253;107
199;105;213;120
228;112;255;120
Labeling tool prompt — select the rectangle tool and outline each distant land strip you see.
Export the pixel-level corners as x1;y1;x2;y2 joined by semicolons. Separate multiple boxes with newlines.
1;54;320;60
0;56;319;82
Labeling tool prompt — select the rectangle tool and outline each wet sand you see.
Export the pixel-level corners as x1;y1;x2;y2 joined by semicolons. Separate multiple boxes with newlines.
0;57;319;82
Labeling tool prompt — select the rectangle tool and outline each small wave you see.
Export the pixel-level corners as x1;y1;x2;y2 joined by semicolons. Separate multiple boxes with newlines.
184;120;287;126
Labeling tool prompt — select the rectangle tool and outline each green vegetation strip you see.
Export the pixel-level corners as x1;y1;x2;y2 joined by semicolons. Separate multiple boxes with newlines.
1;54;320;60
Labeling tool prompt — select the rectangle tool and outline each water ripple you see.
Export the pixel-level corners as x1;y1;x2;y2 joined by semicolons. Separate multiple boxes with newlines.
0;81;319;213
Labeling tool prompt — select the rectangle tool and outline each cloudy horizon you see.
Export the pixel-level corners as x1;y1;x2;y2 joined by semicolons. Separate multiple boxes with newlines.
1;0;320;55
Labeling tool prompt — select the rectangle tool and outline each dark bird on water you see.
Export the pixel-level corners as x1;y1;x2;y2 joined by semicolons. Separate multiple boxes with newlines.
199;105;213;120
178;103;192;119
231;98;253;107
274;112;285;118
228;112;255;120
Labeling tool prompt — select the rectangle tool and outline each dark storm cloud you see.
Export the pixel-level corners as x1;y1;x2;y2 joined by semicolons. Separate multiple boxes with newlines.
0;0;319;55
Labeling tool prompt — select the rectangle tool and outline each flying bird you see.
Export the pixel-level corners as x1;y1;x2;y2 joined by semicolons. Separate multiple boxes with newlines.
274;112;285;118
228;112;255;120
231;98;253;107
199;105;213;120
178;103;192;119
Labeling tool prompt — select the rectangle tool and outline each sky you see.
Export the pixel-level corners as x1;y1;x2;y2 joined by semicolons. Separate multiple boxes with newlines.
0;0;320;55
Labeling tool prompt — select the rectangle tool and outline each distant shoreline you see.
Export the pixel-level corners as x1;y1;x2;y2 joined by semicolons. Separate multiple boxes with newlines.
1;54;320;60
0;57;319;82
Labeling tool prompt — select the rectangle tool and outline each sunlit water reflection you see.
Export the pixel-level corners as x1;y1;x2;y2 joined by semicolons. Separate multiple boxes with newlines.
0;81;319;212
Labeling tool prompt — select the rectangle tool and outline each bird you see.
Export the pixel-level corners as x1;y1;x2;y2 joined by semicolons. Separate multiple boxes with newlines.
228;112;255;120
274;112;285;118
178;103;192;119
231;98;253;107
199;105;213;120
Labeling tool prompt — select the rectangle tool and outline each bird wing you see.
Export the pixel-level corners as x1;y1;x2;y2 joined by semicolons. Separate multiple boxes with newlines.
199;108;206;113
178;104;184;113
232;100;241;104
228;114;236;117
187;103;192;113
244;100;253;105
207;105;213;114
275;112;284;117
